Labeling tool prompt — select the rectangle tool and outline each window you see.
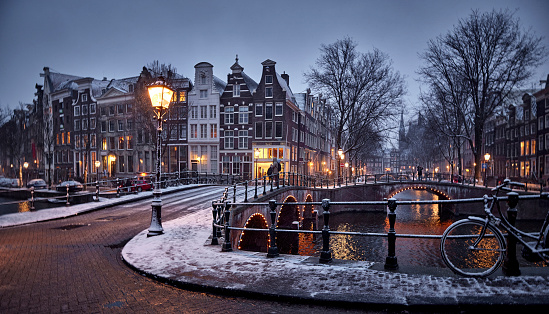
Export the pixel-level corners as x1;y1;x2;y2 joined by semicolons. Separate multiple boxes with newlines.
118;136;125;150
265;75;273;84
210;124;217;138
82;104;88;115
224;130;234;149
265;87;273;98
200;124;207;138
539;117;544;130
82;119;88;130
67;132;70;144
127;120;133;130
127;135;133;150
102;137;107;150
265;103;273;119
224;106;234;124
232;156;241;174
127;104;132;113
82;94;87;102
75;134;80;148
546;115;549;129
110;137;115;150
91;134;96;148
265;121;272;138
210;146;218;173
201;74;206;85
180;124;187;139
275;121;283;138
118;120;124;131
190;124;197;138
119;155;125;173
179;91;186;102
233;84;240;97
275;103;283;116
74;119;81;131
238;106;248;124
127;155;133;172
200;90;207;98
200;106;207;119
100;107;106;116
109;106;115;116
531;139;536;155
238;130;248;149
255;122;263;138
540;135;544;151
117;104;124;114
209;105;216;119
190;106;198;119
90;103;96;114
255;103;263;116
74;106;80;117
90;118;96;130
109;121;114;132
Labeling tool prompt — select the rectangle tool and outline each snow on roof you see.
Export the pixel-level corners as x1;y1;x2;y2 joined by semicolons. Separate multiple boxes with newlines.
241;71;258;94
294;93;307;110
213;75;227;94
276;72;296;103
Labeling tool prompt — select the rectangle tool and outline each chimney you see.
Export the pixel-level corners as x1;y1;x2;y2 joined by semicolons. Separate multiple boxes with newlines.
103;77;107;81
281;71;289;86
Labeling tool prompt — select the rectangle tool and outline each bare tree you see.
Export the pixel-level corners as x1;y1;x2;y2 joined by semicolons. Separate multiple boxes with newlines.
305;37;406;178
418;9;546;180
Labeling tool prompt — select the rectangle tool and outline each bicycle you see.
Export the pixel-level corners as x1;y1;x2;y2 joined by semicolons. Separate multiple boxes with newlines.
440;179;549;277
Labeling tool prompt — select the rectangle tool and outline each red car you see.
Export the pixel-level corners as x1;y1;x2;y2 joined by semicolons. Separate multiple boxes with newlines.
129;178;153;192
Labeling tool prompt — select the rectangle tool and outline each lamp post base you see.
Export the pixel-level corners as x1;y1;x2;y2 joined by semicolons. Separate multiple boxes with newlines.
147;193;163;237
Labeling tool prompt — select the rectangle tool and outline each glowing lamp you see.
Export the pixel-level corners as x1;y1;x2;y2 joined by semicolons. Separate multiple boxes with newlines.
147;77;174;110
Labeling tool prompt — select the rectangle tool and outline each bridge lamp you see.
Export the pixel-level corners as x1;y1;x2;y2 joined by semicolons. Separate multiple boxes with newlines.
147;76;174;237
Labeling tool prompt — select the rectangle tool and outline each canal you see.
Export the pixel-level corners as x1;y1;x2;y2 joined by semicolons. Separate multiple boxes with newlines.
0;196;62;216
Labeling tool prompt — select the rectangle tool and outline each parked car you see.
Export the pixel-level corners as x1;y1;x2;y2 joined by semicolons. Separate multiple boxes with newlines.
27;178;47;189
129;177;153;192
56;180;84;192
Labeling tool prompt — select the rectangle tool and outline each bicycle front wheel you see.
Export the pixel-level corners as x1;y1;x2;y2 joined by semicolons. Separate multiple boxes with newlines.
441;219;506;277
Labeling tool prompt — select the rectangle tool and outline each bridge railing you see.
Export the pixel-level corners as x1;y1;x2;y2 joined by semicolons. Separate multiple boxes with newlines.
211;193;547;272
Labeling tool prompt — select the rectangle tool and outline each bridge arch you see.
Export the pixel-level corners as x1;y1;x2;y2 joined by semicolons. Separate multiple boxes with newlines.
387;185;451;200
276;195;299;254
238;213;269;252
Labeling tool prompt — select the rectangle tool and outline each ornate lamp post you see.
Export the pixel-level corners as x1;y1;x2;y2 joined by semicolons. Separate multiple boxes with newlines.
23;162;29;187
147;77;174;237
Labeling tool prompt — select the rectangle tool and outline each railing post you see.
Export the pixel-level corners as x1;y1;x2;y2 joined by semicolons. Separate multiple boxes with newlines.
254;178;258;199
384;198;399;270
211;202;219;245
270;175;273;192
282;172;286;187
30;186;35;210
233;184;237;203
319;198;332;263
95;180;100;201
222;202;232;252
333;178;336;188
244;181;248;202
116;178;120;198
503;192;521;276
263;176;267;195
267;200;279;258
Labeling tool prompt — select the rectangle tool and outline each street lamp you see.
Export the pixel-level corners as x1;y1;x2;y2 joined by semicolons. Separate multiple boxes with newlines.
484;153;491;187
95;160;100;180
23;162;29;187
147;76;174;237
254;148;260;179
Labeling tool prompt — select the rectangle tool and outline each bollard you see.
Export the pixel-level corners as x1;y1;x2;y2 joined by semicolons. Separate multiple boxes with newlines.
222;202;232;252
319;199;332;263
95;180;100;201
30;186;35;210
254;178;258;199
244;181;248;202
267;200;279;258
211;202;219;245
384;198;399;270
502;192;521;276
270;175;273;192
66;184;70;206
263;176;266;195
116;178;120;198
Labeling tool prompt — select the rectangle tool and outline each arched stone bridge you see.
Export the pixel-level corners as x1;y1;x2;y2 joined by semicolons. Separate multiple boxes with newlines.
228;181;545;251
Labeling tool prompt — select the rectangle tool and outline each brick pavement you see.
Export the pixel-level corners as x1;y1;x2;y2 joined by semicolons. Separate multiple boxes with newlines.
0;187;374;313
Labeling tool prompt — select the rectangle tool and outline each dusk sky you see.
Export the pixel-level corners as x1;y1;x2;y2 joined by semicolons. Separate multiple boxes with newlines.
1;0;548;113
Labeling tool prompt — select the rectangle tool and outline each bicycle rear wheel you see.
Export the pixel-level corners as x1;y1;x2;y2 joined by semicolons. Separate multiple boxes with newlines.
440;219;506;277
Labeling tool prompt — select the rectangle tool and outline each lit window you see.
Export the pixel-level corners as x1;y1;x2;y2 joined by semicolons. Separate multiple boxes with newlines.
210;124;217;138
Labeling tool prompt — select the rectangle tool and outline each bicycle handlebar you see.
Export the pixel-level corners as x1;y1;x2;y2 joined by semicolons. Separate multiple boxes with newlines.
491;178;526;192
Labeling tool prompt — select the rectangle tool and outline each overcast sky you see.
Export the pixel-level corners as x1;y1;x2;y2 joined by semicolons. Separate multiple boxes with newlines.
1;0;548;113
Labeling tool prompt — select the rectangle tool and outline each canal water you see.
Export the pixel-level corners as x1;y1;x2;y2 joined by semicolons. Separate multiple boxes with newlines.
295;189;545;267
0;196;61;216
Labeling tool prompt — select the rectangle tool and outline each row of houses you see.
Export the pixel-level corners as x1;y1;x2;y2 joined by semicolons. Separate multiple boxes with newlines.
7;57;339;185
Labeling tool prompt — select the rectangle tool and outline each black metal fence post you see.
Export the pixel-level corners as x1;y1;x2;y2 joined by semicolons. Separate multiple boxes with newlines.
503;192;521;276
211;202;219;245
267;200;279;258
263;176;266;195
244;181;248;202
95;180;100;201
270;175;273;192
319;198;332;263
30;187;35;210
116;178;120;198
222;202;232;252
254;178;258;199
233;184;237;203
384;198;399;270
66;184;70;206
